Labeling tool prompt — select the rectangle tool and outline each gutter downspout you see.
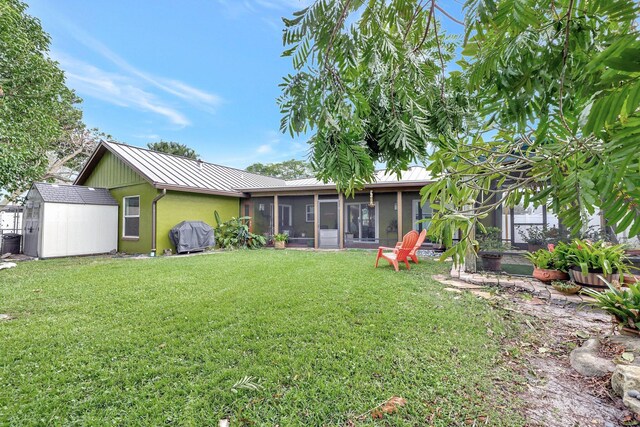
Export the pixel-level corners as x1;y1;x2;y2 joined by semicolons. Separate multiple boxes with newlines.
151;188;167;255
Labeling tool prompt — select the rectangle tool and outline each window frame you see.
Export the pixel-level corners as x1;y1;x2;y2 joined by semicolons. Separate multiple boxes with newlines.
305;204;314;223
122;195;141;239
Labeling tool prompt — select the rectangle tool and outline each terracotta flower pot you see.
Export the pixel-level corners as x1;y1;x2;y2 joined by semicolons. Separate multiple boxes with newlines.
480;253;502;272
274;241;286;250
532;267;569;282
570;267;619;288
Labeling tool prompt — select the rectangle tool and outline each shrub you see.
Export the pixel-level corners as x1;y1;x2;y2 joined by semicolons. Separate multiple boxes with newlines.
524;241;569;271
477;226;511;253
565;239;629;276
272;233;288;242
583;280;640;331
214;211;266;249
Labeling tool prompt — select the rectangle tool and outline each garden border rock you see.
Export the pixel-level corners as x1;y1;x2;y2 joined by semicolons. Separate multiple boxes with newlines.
450;264;596;307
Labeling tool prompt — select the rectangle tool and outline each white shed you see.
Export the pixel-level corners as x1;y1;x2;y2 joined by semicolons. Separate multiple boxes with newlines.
23;183;118;258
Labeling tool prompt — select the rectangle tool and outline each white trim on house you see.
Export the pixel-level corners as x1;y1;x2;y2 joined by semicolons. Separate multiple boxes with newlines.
305;204;314;223
123;195;140;238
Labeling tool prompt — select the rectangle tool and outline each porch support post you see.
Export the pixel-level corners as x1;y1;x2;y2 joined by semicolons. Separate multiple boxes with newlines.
313;193;319;249
339;192;345;249
396;191;403;242
273;195;279;236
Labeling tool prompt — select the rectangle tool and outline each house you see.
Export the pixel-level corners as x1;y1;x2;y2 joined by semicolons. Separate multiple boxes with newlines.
74;141;438;254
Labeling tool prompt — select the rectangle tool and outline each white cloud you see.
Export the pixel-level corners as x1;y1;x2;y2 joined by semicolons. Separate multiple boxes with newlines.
56;52;191;127
257;144;273;154
133;133;161;140
47;16;223;124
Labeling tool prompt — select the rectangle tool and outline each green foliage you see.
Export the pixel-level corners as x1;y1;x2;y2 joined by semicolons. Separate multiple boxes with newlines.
246;159;312;180
524;250;554;270
477;226;511;253
281;0;640;265
583;280;640;331
213;212;266;249
0;0;81;196
518;226;572;246
147;141;199;159
272;233;288;242
524;242;569;271
279;0;473;194
565;239;630;276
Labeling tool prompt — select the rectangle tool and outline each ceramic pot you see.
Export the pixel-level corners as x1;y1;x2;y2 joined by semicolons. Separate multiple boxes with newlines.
533;267;569;282
274;241;286;250
480;253;502;272
570;267;619;288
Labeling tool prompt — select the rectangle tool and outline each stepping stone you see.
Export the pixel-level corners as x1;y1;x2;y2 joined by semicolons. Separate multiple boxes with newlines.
443;287;462;293
470;290;496;300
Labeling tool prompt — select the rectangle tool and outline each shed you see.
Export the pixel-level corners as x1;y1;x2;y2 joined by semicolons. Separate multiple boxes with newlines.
23;183;118;258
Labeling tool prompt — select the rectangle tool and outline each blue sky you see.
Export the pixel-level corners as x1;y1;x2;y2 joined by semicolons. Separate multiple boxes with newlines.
27;0;464;168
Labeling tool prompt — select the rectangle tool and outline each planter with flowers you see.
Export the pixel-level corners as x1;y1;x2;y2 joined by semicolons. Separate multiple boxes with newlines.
524;242;570;282
273;233;288;250
565;239;629;288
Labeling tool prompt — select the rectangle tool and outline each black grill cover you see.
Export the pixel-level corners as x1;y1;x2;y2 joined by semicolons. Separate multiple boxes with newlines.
169;221;215;254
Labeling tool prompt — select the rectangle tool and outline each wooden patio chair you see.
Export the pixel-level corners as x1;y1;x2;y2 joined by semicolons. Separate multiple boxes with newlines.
375;230;419;271
395;229;427;264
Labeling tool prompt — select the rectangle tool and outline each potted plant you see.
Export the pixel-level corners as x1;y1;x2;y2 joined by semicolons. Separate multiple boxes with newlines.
518;226;547;252
583;280;640;336
565;239;629;288
273;233;288;249
551;280;582;295
477;226;511;272
524;243;570;282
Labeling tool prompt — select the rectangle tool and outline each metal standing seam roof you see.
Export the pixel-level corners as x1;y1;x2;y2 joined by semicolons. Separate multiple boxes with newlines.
32;183;118;206
76;141;433;195
238;166;434;192
98;142;286;194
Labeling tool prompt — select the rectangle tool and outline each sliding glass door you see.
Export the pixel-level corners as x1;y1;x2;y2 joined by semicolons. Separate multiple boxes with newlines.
345;203;378;241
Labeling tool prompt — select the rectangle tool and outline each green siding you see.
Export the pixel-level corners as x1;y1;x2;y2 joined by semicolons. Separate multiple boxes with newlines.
156;191;239;253
84;151;145;189
109;183;159;254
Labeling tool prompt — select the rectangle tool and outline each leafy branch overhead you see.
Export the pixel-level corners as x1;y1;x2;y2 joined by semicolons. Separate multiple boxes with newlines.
278;0;474;194
281;0;640;265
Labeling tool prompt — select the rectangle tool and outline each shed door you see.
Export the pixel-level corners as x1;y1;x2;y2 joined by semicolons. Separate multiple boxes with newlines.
23;202;40;257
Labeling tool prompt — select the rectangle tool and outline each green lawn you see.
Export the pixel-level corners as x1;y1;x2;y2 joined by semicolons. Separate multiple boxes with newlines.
1;250;523;426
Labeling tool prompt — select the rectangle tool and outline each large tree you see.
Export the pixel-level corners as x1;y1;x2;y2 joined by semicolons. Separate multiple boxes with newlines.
147;141;199;159
0;0;80;197
246;159;312;179
278;0;473;191
281;0;640;265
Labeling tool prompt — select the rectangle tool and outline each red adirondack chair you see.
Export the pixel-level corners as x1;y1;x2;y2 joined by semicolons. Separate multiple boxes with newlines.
375;230;419;271
395;229;427;264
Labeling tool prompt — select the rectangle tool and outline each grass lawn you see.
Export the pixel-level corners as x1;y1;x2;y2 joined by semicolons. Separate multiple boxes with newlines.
1;250;523;426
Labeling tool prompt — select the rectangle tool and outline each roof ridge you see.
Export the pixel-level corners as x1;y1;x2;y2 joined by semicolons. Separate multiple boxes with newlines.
104;141;285;182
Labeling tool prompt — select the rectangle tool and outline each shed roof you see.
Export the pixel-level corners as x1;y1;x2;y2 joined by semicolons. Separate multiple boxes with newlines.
31;183;118;206
75;141;286;196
